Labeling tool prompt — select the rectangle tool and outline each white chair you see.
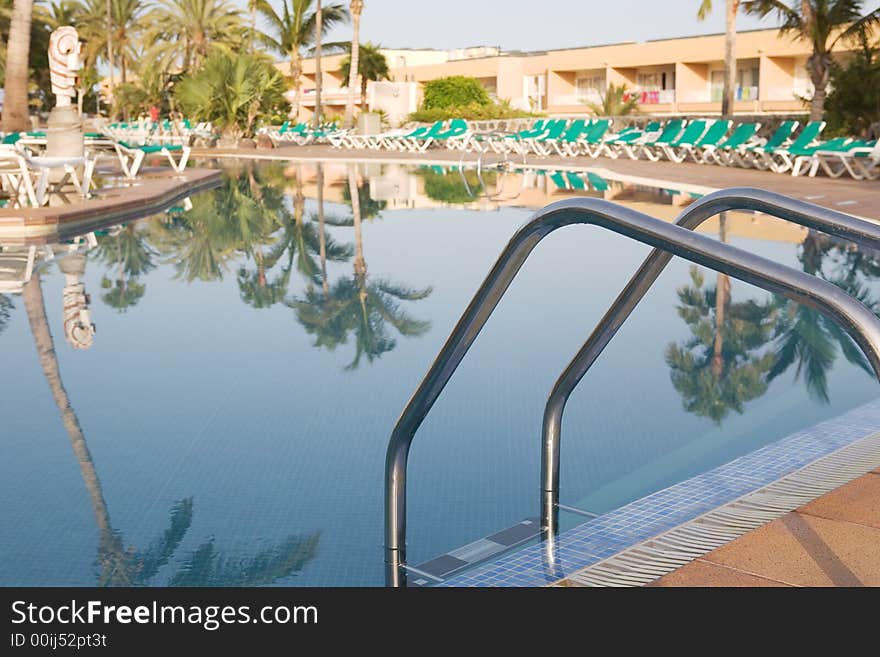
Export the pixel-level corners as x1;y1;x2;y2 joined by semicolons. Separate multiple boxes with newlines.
808;140;880;180
113;142;191;179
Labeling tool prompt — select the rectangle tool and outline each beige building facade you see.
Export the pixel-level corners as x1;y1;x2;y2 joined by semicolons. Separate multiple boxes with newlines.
288;27;875;122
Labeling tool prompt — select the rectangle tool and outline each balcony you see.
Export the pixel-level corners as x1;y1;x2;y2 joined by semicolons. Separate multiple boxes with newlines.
298;88;355;106
551;91;603;107
624;89;676;105
710;86;759;102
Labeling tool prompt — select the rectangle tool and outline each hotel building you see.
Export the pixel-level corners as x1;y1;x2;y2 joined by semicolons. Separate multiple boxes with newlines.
287;27;874;123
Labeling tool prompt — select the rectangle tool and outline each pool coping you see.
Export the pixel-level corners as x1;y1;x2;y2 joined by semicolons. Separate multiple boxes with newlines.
437;397;880;587
0;167;222;242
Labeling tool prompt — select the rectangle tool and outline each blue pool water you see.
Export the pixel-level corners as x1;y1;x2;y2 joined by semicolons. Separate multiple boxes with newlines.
1;161;878;586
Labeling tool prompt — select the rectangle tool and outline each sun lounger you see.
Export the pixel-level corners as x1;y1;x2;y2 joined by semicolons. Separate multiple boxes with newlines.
807;139;880;179
651;120;709;162
702;122;761;165
114;141;191;178
727;120;799;168
624;120;685;160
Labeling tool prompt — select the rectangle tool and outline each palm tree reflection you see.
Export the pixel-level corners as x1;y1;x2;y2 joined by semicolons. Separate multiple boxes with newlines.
288;164;432;369
767;231;880;402
667;224;880;420
665;266;776;423
93;224;158;312
22;272;318;586
0;294;13;334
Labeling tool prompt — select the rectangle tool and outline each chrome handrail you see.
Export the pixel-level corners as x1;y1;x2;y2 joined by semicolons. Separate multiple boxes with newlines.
384;195;880;586
540;188;880;534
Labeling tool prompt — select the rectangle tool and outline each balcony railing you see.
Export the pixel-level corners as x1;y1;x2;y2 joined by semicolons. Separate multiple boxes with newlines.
710;85;759;102
624;89;676;105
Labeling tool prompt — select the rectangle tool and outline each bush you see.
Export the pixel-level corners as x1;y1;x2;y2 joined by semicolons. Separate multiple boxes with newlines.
407;99;537;122
422;76;491;110
113;82;153;120
825;39;880;138
174;53;286;140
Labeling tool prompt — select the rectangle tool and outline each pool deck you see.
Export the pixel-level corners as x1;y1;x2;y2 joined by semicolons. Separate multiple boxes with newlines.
0;166;221;242
193;144;880;220
649;468;880;586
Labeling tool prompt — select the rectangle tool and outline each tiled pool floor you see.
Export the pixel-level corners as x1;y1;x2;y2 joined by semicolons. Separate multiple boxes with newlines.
440;397;880;587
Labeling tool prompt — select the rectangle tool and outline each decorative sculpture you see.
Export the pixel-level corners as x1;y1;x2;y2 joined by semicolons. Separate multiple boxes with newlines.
48;26;83;107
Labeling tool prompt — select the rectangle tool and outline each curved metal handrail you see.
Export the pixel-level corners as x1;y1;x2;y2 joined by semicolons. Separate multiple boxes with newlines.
540;188;880;534
384;195;880;586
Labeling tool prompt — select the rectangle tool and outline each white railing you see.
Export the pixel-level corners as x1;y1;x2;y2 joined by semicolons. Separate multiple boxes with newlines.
625;89;676;104
551;91;603;106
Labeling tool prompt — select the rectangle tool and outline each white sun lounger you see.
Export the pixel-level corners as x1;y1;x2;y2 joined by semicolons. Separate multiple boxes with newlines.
114;142;191;179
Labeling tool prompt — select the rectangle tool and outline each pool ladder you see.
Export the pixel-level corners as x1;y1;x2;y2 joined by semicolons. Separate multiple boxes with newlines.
384;188;880;587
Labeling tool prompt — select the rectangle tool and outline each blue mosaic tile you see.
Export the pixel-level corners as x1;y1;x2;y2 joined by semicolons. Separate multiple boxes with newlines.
440;397;880;587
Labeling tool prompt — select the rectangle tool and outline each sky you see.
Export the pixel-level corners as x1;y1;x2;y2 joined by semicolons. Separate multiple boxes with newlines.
251;0;880;54
259;0;771;52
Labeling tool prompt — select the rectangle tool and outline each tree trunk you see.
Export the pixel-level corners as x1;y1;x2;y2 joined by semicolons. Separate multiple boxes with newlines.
105;0;115;113
361;78;368;109
721;0;738;119
344;4;362;129
249;2;256;54
313;1;323;130
2;0;34;133
712;213;730;377
808;54;829;122
348;164;366;276
289;51;303;120
22;276;113;539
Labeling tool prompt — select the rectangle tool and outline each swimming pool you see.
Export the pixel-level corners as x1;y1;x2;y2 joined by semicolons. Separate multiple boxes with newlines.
1;160;878;586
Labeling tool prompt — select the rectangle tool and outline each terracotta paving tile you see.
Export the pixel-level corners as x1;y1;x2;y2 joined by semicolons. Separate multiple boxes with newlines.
649;560;790;587
703;512;880;586
797;474;880;529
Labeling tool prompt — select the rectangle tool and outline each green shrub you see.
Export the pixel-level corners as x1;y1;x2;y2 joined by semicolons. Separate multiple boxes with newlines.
422;76;491;110
824;38;880;138
174;53;286;140
407;99;537;123
113;82;153;120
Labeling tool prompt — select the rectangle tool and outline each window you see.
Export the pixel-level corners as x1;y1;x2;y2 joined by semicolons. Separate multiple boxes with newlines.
575;74;604;102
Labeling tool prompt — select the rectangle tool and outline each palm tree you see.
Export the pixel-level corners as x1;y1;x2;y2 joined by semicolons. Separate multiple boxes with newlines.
174;52;285;140
108;0;144;84
742;1;880;121
2;0;33;132
665;266;777;423
342;0;363;128
254;0;348;119
698;0;740;118
142;0;245;75
585;82;639;116
340;41;388;108
312;0;322;128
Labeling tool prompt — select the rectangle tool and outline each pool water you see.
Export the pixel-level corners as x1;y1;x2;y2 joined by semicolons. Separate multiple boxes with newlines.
1;160;878;586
